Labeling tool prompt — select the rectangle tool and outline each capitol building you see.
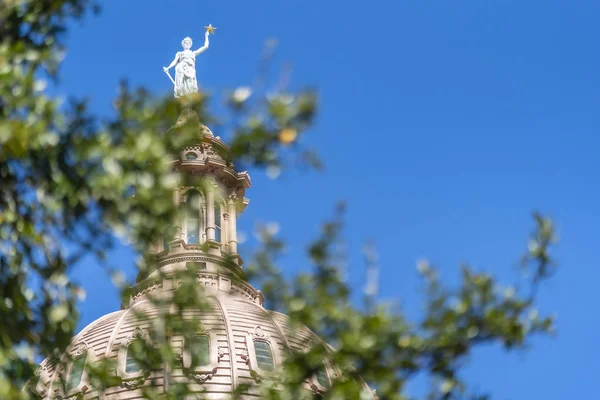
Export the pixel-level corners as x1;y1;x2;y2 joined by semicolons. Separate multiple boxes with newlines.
33;110;365;399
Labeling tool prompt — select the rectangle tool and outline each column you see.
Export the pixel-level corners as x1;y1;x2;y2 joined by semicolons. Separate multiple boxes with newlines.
172;189;183;241
201;202;207;243
206;187;216;241
228;199;238;254
222;213;230;252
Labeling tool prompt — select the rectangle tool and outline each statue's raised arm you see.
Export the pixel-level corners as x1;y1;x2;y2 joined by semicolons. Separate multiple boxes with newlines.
194;31;210;56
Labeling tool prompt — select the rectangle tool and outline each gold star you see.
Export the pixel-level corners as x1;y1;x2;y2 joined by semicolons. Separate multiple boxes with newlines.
204;24;217;34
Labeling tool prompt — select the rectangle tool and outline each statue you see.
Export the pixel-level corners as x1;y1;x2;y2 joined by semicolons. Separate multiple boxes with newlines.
163;24;216;98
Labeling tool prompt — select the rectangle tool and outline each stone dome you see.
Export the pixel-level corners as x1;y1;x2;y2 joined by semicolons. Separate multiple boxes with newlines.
36;275;331;399
34;113;354;399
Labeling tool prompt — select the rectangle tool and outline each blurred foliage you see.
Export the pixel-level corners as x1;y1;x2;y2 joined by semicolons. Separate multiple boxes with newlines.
0;1;557;400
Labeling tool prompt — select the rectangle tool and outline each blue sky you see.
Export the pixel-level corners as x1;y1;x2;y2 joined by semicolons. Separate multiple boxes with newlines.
59;1;600;398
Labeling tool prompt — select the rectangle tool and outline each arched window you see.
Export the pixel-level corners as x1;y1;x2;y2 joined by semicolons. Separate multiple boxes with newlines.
214;203;222;243
185;151;198;160
242;326;280;379
118;328;151;387
162;225;175;251
182;324;221;383
62;342;94;396
253;341;274;372
315;363;331;389
67;354;86;391
125;340;143;373
190;335;210;368
304;341;332;392
186;190;201;244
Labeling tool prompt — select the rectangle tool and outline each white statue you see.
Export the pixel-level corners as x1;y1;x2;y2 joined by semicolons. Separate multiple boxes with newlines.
163;25;216;98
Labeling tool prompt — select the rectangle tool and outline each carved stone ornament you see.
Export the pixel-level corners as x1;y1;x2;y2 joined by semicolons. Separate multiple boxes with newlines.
196;322;209;334
70;342;89;357
217;176;237;189
34;365;44;378
249;325;270;341
200;142;212;154
131;281;162;303
126;327;150;346
303;339;315;352
190;372;214;383
120;376;147;390
63;384;89;399
240;348;249;364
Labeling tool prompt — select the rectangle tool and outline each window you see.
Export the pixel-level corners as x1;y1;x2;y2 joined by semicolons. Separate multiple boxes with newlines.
67;355;86;391
186;190;201;244
118;328;151;387
243;326;280;379
125;341;142;373
181;324;220;381
214;203;222;242
63;343;93;395
185;152;198;160
163;225;175;251
190;335;210;367
315;364;330;389
253;341;274;372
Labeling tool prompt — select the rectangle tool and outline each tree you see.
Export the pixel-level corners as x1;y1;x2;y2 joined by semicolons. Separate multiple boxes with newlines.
0;1;556;399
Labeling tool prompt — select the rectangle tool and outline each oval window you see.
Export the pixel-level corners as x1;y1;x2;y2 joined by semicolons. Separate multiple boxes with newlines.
185;152;198;160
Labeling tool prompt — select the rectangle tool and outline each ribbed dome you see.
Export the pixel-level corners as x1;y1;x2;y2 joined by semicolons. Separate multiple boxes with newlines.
36;280;331;399
34;116;368;399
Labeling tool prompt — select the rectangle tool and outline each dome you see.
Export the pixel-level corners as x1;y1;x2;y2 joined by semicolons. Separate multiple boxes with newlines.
33;114;355;399
36;277;333;399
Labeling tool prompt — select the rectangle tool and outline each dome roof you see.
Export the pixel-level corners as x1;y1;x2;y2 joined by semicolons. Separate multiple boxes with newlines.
36;278;333;399
35;115;369;399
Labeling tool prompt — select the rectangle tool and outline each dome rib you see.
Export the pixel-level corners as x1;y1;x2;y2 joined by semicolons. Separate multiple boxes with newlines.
103;301;141;359
257;306;291;351
210;294;238;391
